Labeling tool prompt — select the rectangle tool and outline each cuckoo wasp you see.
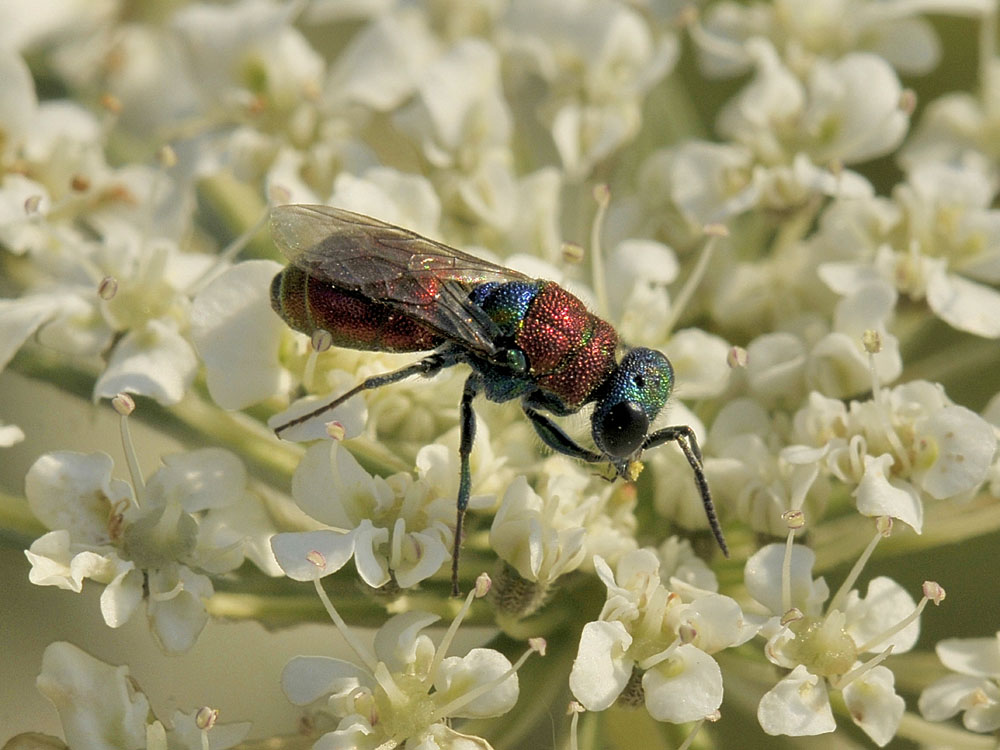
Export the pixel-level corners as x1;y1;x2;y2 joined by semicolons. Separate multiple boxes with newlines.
270;204;728;594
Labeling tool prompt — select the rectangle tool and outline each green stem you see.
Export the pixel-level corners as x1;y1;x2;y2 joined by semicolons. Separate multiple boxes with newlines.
896;710;993;749
811;492;1000;572
0;489;46;546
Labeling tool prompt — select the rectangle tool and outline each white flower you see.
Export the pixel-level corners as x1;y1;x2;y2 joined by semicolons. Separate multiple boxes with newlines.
324;11;439;111
0;176;215;405
190;259;292;410
664;141;759;227
900;57;1000;178
170;0;324;114
805;278;902;398
272;438;499;589
698;0;949;78
393;39;517;231
282;583;535;750
746;544;918;744
36;641;250;750
718;40;909;166
489;456;634;601
502;0;677;178
569;550;751;723
664;328;733;399
791;381;997;530
24;447;275;652
820;161;1000;338
706;398;829;536
919;633;1000;732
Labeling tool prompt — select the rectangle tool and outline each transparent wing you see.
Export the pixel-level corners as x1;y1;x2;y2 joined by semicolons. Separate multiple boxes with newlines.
271;204;531;356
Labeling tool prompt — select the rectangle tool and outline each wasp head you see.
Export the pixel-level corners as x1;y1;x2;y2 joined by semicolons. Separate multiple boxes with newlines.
591;348;674;460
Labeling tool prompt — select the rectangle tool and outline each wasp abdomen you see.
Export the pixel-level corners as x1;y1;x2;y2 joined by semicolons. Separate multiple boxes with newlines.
271;265;443;352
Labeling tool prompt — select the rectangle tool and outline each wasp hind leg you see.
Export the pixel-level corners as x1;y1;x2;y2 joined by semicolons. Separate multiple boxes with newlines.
273;349;458;437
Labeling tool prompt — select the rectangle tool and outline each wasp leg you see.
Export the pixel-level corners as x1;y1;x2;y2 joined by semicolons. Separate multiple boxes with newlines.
643;425;728;557
523;407;605;463
452;373;481;596
274;350;457;437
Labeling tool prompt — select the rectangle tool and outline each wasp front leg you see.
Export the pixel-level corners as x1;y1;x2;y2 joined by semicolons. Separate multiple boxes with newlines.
451;373;482;596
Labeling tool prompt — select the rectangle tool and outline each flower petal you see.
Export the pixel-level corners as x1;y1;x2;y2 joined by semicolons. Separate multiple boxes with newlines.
642;644;723;723
842;665;904;746
569;620;633;711
270;529;357;580
758;665;836;737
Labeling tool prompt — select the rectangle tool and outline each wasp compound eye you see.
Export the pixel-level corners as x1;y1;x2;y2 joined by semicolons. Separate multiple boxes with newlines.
597;400;648;458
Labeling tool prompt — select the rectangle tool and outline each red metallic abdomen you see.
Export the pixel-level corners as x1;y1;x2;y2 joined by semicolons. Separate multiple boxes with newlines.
515;282;618;409
271;266;443;352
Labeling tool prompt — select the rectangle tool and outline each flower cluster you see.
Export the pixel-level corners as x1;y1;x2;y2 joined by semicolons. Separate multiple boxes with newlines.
2;1;1000;749
23;401;278;653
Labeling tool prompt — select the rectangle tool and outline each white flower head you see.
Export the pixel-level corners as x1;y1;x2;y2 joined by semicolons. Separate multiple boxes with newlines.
718;40;908;167
821;161;1000;338
698;0;945;79
282;587;536;749
791;381;997;531
746;543;924;744
503;0;677;178
919;633;1000;733
36;641;250;750
272;436;497;589
24;447;274;653
569;550;750;723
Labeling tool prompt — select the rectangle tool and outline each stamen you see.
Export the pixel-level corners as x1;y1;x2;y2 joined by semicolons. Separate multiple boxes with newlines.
638;637;680;670
429;637;545;723
589;184;611;320
194;706;218;730
304;329;332;392
24;195;43;214
781;531;796;613
98;275;119;300
831;645;894;690
781;608;804;627
567;702;584;750
149;577;185;602
828;523;886;614
664;225;726;334
782;509;806;530
311;575;378;671
727;346;748;369
325;421;346;441
186;206;270;296
112;393;144;506
561;241;584;265
677;716;708;750
428;573;489;682
863;329;883;401
856;589;934;654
